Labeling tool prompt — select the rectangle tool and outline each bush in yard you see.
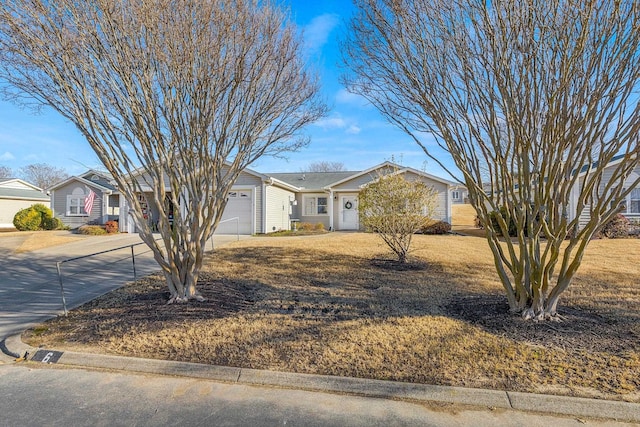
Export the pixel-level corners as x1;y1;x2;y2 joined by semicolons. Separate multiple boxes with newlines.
105;220;119;234
359;171;437;263
77;225;107;235
489;208;518;237
421;220;451;235
43;216;65;231
13;203;57;231
597;214;630;239
297;222;315;231
13;207;42;231
314;222;325;231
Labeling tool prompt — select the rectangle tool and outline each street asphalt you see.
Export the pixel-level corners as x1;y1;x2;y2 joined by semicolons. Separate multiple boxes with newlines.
0;231;639;426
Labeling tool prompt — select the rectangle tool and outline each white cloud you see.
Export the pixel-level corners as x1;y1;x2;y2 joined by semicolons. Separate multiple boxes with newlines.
313;116;347;130
303;14;340;54
0;151;15;161
335;88;369;106
312;114;362;136
346;125;361;135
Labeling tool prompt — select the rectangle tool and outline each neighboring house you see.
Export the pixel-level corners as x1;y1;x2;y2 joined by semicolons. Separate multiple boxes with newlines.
48;170;120;229
55;161;454;234
569;155;640;228
0;178;50;229
269;161;453;231
450;185;469;204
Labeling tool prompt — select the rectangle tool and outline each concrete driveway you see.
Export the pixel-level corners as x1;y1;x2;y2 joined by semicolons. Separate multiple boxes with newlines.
0;231;246;340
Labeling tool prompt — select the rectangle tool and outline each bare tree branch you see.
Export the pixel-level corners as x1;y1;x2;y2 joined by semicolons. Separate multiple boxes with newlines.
19;163;68;189
0;0;327;303
343;0;640;320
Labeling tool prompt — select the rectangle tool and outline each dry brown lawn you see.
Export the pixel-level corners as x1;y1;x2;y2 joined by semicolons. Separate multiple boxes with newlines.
24;232;640;402
0;230;82;253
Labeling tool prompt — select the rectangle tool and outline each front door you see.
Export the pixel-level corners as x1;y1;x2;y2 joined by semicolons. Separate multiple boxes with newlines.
339;195;359;230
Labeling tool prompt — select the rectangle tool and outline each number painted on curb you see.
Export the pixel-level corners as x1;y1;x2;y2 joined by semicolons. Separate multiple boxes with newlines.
32;349;63;364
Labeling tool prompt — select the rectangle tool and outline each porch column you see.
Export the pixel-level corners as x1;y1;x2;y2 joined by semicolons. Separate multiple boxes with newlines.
328;190;334;231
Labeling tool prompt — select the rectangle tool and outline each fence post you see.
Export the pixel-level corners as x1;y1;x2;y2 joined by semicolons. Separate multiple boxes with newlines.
131;245;137;281
56;261;68;317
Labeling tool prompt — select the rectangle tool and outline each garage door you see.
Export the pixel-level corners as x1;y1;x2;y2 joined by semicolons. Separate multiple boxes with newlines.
216;189;253;235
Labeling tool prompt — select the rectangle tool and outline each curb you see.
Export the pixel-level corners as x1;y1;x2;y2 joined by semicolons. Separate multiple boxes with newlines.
4;334;639;424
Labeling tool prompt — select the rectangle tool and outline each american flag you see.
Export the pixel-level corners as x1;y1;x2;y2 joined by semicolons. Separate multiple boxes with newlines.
84;189;96;215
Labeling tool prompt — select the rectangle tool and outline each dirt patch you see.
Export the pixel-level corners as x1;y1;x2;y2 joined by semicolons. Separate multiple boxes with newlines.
369;257;429;271
445;293;639;354
24;233;640;402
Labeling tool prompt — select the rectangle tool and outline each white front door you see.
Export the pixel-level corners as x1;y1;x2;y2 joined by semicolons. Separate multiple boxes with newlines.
339;195;359;230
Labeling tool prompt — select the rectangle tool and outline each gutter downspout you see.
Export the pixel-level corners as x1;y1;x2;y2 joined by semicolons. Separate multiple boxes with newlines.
262;179;271;234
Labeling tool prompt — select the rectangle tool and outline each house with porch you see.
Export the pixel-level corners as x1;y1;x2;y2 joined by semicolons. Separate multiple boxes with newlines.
48;170;120;229
50;161;455;234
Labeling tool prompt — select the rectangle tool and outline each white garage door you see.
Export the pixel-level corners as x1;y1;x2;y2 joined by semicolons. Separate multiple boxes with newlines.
216;189;253;235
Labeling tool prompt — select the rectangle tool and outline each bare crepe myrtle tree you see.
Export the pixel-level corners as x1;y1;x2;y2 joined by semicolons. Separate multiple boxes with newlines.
358;171;437;263
343;0;640;320
0;0;327;303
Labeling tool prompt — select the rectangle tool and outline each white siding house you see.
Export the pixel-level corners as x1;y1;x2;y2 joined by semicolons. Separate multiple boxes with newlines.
568;156;640;229
53;161;455;235
0;179;50;229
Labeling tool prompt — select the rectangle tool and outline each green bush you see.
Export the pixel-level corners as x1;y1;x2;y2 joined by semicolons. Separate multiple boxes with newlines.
420;220;451;235
31;203;52;220
13;203;57;231
13;208;42;231
77;225;107;235
43;217;65;231
489;208;518;237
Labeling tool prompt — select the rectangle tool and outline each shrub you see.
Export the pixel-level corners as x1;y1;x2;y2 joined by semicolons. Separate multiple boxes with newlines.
420;220;451;235
77;225;107;235
489;208;518;237
13;203;56;231
105;220;119;234
43;217;65;231
297;222;315;231
597;214;630;239
314;222;325;231
13;208;42;231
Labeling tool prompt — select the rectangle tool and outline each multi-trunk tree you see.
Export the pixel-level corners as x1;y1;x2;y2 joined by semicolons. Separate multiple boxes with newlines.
0;0;326;303
343;0;640;319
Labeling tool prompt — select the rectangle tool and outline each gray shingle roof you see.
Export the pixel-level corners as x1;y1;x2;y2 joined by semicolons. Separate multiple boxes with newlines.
269;171;358;190
0;187;49;201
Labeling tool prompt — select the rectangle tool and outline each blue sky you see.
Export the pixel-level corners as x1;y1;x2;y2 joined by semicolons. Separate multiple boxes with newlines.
0;1;455;179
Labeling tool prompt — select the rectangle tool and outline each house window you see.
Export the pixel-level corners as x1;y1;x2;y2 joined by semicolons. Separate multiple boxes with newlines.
67;194;88;216
629;189;640;214
452;191;460;200
304;196;328;215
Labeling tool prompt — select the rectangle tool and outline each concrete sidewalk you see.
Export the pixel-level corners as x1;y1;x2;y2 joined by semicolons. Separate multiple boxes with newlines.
2;334;639;425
